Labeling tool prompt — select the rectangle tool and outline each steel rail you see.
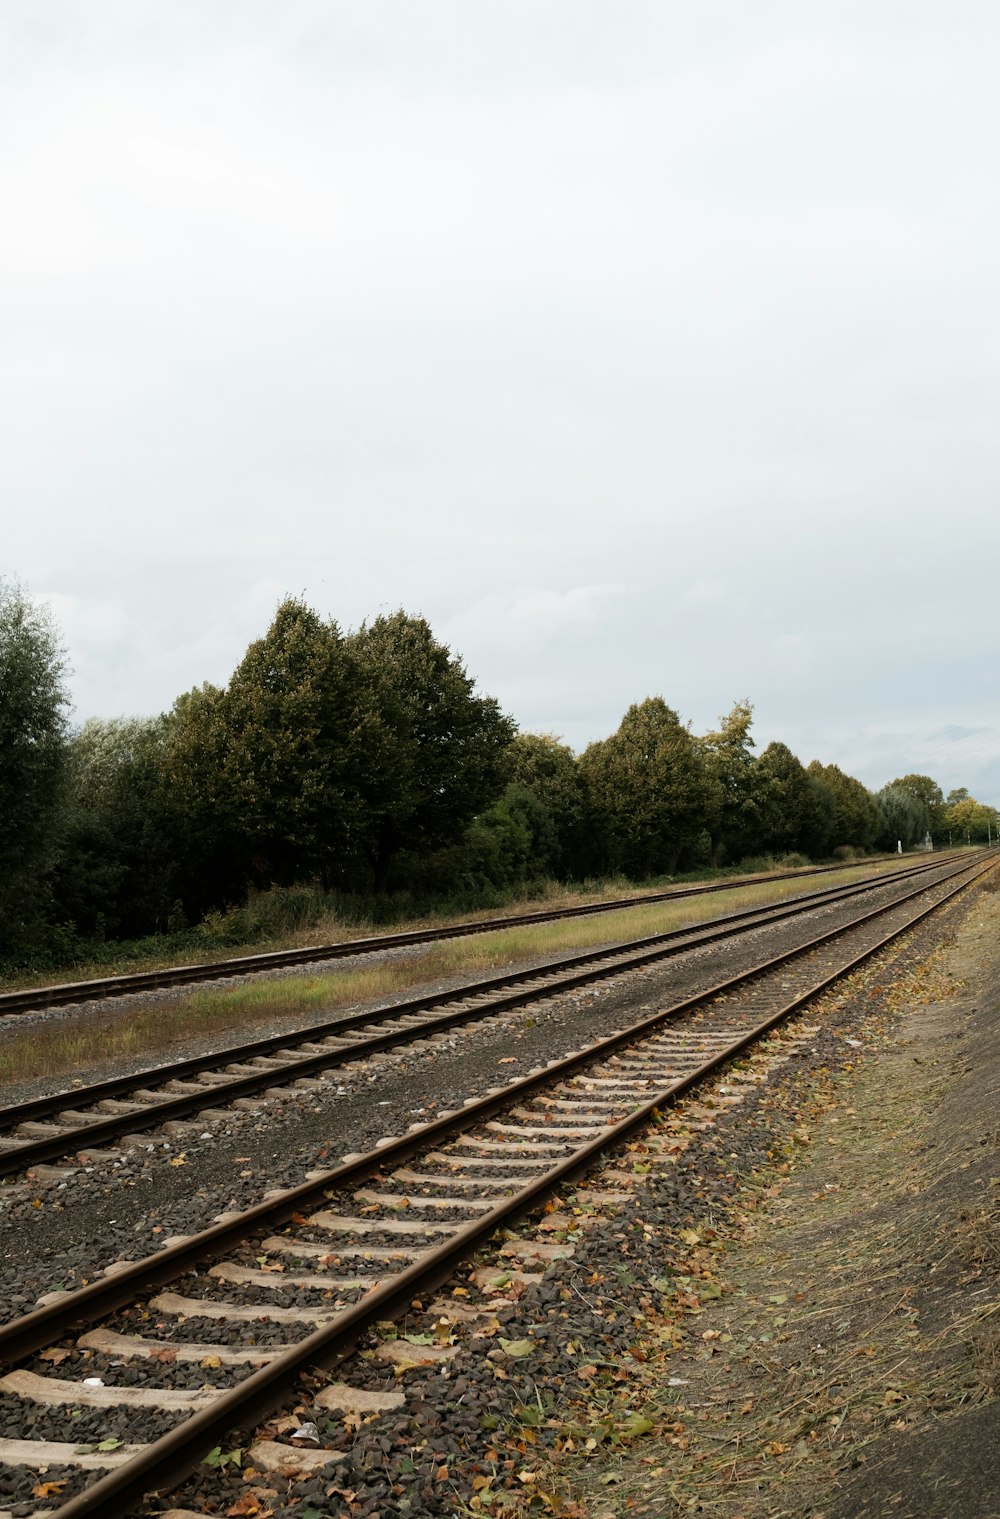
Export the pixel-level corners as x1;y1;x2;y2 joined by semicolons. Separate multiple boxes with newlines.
0;855;957;1178
2;852;990;1369
39;853;998;1519
0;854;944;1017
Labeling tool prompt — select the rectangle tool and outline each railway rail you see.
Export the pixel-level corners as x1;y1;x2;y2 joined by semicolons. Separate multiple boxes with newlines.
0;849;993;1518
0;855;936;1018
0;854;957;1181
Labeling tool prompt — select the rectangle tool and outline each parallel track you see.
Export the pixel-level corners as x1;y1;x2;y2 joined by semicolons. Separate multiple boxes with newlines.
0;851;992;1519
0;855;938;1018
0;855;956;1180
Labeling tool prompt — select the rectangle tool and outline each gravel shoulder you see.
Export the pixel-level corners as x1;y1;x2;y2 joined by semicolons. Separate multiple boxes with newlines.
569;875;1000;1518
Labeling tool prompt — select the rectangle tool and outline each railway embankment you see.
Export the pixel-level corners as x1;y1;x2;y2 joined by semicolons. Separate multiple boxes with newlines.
567;878;1000;1518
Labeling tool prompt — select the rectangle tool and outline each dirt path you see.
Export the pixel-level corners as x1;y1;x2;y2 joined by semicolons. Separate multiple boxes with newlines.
568;879;1000;1518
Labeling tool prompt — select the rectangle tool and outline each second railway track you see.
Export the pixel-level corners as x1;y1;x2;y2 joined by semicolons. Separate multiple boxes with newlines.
0;855;940;1019
0;855;966;1181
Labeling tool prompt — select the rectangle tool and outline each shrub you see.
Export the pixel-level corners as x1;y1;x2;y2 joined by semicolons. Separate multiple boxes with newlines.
737;855;779;875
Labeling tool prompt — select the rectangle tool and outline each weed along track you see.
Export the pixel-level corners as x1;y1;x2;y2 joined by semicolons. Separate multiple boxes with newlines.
0;855;993;1518
0;857;964;1182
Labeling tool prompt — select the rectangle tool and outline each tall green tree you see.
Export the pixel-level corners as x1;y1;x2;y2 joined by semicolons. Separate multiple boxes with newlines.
945;794;996;844
158;682;232;909
223;599;365;887
580;698;707;877
348;612;516;888
505;733;588;878
700;701;759;865
0;580;70;953
875;783;927;851
806;761;880;851
888;774;944;839
51;716;176;938
161;600;367;909
754;741;813;855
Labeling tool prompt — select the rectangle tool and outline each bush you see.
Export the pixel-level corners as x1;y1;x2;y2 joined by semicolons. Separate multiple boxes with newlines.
736;855;779;875
777;852;811;869
193;884;339;947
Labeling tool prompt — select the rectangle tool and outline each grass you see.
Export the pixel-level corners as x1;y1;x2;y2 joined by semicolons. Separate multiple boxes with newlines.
0;858;919;1089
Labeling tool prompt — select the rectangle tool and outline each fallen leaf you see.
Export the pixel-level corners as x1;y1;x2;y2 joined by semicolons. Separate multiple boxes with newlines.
226;1495;267;1517
620;1414;654;1440
499;1338;534;1359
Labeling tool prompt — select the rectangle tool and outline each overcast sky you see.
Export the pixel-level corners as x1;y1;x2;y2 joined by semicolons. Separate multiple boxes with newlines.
4;2;999;803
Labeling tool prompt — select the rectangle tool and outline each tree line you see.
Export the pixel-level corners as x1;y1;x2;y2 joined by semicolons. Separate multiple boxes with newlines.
1;580;995;966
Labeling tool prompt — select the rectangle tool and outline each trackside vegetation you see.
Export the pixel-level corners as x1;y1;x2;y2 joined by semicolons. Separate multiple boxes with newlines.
0;581;995;975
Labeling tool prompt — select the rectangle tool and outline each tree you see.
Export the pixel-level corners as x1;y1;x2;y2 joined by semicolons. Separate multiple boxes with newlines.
160;599;367;910
806;761;880;852
579;698;708;878
875;783;927;851
0;580;70;953
888;774;944;838
798;770;837;858
945;794;995;844
700;701;760;865
223;600;365;887
50;716;176;938
754;741;813;855
158;682;234;910
505;733;588;878
347;612;516;888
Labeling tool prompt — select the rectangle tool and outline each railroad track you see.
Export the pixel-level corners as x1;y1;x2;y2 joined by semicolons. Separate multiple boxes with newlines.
0;850;993;1519
0;855;958;1181
0;855;933;1018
